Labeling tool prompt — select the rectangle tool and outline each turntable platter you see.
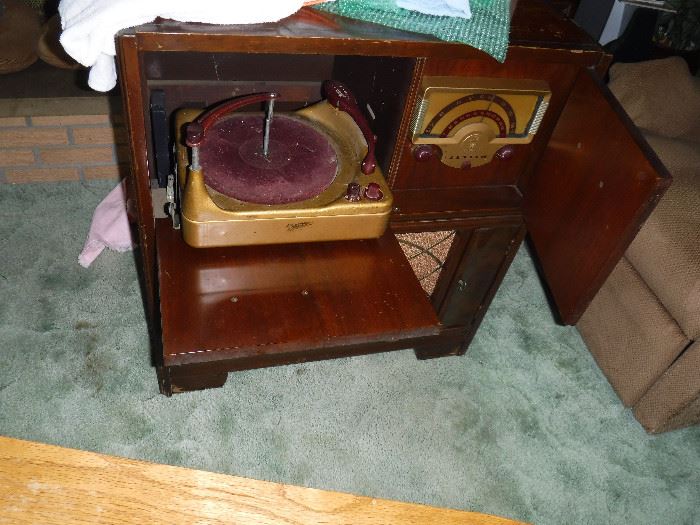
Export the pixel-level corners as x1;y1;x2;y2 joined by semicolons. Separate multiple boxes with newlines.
200;115;338;205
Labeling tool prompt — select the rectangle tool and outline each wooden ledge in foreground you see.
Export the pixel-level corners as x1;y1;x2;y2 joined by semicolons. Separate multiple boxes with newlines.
0;435;529;524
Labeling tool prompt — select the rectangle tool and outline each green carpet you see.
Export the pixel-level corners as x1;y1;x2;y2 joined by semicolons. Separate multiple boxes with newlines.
1;181;699;525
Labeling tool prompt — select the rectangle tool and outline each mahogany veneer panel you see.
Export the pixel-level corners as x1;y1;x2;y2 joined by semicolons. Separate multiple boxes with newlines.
127;0;601;66
390;186;522;220
524;70;670;324
157;220;441;366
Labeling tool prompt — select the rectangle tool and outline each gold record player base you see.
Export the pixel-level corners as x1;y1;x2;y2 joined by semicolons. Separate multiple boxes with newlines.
175;101;393;248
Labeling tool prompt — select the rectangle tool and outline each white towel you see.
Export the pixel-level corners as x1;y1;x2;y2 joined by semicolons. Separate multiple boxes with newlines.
58;0;310;92
396;0;471;19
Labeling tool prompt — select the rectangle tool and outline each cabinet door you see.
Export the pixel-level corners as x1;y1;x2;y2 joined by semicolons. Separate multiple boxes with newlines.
434;225;525;330
524;68;670;325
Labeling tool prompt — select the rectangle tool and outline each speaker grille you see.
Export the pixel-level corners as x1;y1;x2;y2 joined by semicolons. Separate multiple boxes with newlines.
396;231;455;296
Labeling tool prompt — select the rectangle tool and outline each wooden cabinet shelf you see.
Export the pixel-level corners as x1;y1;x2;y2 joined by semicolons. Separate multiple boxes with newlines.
156;221;446;393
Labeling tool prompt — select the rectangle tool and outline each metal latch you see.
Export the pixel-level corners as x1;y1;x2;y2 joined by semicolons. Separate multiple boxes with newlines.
166;173;180;230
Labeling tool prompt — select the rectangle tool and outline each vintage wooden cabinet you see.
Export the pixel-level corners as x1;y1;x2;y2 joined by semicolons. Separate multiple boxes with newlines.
116;0;669;395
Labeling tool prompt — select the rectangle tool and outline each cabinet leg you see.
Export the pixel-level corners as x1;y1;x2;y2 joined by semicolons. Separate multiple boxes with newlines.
414;327;469;360
157;366;229;395
414;344;462;360
157;366;173;396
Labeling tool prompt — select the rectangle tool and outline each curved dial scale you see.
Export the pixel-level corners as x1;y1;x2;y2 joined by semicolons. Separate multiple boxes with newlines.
440;109;508;138
412;77;551;168
424;93;516;136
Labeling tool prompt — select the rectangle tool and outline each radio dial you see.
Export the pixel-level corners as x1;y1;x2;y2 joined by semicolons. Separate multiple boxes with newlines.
411;78;551;168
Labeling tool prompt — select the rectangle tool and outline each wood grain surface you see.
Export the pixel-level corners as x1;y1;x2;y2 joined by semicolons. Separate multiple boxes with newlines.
157;223;440;366
523;69;670;324
0;436;528;525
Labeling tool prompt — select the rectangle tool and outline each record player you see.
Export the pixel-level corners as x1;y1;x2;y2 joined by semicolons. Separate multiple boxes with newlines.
172;80;393;248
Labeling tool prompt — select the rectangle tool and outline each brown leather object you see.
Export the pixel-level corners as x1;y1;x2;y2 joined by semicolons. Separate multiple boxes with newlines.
577;257;690;407
0;0;42;74
38;14;81;69
634;341;700;433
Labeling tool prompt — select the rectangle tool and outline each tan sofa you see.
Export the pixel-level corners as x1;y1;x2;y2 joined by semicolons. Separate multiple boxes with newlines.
577;57;700;433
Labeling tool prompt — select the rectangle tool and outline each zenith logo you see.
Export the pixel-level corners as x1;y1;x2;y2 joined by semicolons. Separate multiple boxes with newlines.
287;222;313;231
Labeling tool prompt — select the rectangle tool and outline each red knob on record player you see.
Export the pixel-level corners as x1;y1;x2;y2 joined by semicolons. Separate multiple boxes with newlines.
364;182;383;201
345;182;362;202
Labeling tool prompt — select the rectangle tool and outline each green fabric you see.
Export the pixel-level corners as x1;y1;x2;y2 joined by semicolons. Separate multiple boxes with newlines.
1;181;700;525
316;0;510;61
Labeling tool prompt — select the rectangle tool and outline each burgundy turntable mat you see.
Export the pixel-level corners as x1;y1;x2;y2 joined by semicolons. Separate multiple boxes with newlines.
200;115;339;205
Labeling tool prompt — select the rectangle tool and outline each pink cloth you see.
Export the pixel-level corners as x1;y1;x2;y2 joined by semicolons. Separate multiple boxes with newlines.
79;180;134;267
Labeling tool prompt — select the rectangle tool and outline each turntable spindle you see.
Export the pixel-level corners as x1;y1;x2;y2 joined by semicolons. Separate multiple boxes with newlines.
263;97;275;158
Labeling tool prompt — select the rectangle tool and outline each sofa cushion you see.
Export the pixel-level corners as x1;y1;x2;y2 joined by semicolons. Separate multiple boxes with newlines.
577;257;690;406
634;340;700;433
608;57;700;139
641;132;700;174
625;133;700;339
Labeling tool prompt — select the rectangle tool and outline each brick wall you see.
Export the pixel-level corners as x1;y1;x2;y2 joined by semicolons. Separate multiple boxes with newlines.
0;113;128;184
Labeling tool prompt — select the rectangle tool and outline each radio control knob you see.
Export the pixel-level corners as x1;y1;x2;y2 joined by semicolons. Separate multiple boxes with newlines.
412;144;436;162
364;182;384;201
495;145;515;161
